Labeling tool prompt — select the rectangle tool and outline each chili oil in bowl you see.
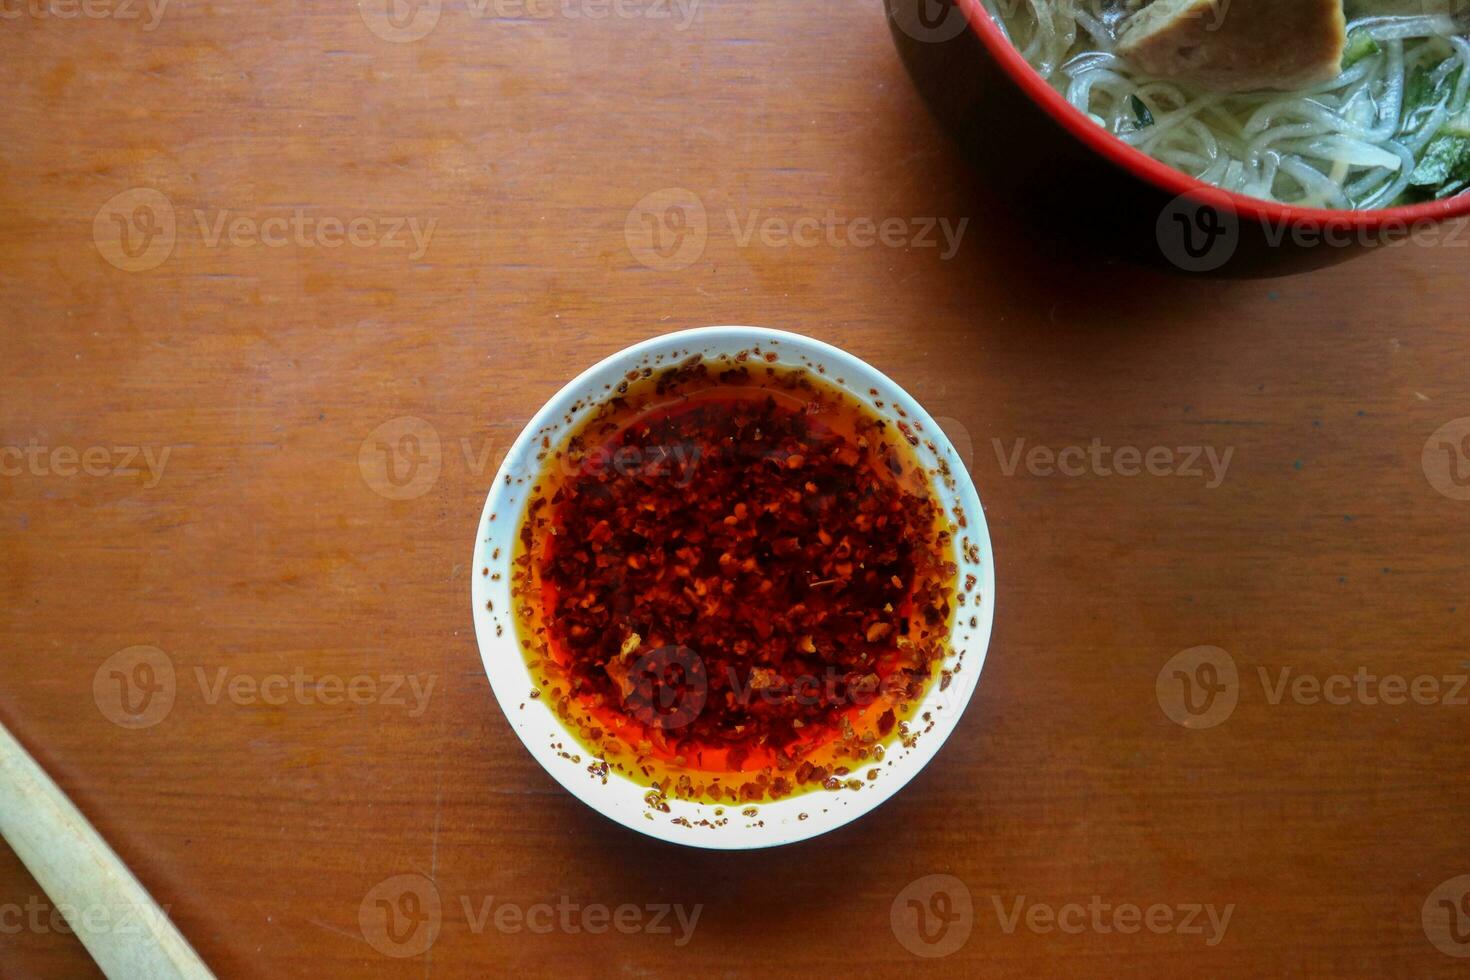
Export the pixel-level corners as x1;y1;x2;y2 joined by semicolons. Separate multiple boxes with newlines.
471;327;993;848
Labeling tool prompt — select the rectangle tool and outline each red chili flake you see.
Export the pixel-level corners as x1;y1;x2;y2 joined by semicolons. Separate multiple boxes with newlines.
512;356;956;802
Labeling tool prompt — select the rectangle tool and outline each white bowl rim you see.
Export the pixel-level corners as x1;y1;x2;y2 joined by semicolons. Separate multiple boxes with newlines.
469;326;996;849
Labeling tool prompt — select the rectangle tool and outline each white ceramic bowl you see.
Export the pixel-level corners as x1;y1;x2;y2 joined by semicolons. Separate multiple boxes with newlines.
470;326;995;849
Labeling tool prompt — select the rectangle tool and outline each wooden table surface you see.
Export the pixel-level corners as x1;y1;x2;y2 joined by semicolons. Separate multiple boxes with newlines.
4;1;1470;977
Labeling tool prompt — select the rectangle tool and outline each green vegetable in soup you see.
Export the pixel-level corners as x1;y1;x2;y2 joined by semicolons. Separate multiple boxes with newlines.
1341;29;1381;70
1392;66;1470;203
1129;94;1155;128
1407;131;1470;200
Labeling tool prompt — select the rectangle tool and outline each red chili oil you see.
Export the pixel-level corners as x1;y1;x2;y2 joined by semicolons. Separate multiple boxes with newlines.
512;353;957;803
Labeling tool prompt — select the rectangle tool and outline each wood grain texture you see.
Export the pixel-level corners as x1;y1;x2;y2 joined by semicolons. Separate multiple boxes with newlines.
2;1;1468;977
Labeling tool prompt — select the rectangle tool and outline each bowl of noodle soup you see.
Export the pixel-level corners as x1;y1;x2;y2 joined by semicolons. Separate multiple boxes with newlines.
887;0;1470;273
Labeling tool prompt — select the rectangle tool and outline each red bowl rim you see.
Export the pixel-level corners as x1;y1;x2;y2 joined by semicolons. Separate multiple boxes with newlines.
953;0;1470;229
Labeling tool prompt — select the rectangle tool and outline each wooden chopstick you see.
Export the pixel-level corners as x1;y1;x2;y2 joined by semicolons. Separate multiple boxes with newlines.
0;719;215;979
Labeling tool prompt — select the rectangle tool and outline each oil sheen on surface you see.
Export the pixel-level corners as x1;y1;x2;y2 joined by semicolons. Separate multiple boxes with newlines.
512;352;958;804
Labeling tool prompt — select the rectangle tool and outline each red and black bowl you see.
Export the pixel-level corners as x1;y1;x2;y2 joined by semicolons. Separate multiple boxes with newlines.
887;0;1470;276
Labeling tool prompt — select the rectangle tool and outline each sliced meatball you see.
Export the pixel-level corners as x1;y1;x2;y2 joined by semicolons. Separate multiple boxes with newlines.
1117;0;1348;93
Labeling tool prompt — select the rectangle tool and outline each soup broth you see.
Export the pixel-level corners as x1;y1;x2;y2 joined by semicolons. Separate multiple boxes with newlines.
985;0;1470;208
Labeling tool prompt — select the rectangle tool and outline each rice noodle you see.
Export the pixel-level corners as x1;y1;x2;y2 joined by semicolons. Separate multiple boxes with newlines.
982;0;1470;208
